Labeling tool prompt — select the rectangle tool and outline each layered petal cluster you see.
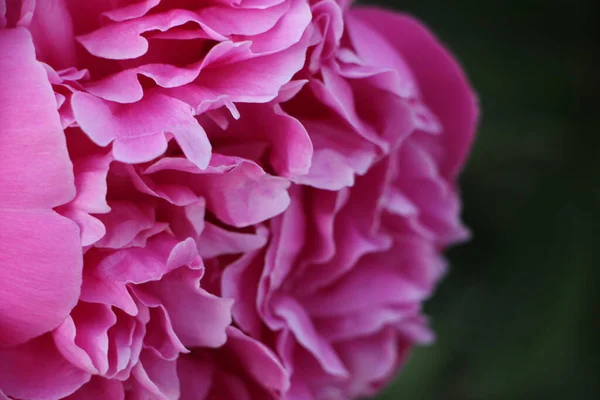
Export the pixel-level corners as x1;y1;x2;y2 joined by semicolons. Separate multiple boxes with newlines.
0;0;477;399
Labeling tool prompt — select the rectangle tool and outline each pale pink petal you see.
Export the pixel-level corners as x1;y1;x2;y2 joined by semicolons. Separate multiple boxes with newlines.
80;260;138;316
307;0;343;72
272;296;348;378
227;326;290;393
105;310;145;379
95;201;156;249
199;222;268;259
144;267;233;348
244;0;311;54
66;302;117;375
196;1;289;36
93;235;200;286
66;149;112;214
72;91;211;168
196;41;308;103
52;316;98;374
144;155;291;227
77;9;224;60
130;350;180;400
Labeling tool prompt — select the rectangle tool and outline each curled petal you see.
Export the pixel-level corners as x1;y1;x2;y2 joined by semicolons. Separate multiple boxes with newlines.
144;267;234;348
352;8;479;178
72;91;211;168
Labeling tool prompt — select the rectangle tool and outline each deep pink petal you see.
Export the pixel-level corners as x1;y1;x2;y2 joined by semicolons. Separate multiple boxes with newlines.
352;7;479;178
0;210;82;347
28;0;77;68
0;335;91;400
65;376;125;400
0;28;75;209
334;328;407;398
178;355;215;400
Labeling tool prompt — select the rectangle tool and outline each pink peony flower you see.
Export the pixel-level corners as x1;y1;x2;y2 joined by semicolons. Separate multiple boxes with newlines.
0;0;477;399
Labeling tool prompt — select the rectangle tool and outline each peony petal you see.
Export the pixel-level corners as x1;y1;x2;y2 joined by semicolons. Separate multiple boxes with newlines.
272;296;348;378
225;104;313;178
196;0;290;37
130;350;180;400
0;28;75;209
77;9;224;60
0;1;6;28
65;376;125;400
0;335;91;400
0;210;82;347
144;267;233;348
178;354;215;400
221;250;265;337
93;235;200;286
352;8;479;178
95;201;156;249
27;0;77;69
314;307;417;342
297;263;426;318
65;302;117;375
105;310;145;379
53;316;98;374
334;328;406;398
227;326;290;393
102;0;161;22
72;91;211;168
393;140;470;245
199;222;268;259
142;305;189;360
244;0;311;54
144;155;291;227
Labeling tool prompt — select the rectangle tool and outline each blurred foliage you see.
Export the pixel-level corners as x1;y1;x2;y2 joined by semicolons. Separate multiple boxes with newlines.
363;1;599;399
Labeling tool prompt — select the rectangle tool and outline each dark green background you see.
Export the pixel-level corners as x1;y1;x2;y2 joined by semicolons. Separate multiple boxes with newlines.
363;1;598;399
